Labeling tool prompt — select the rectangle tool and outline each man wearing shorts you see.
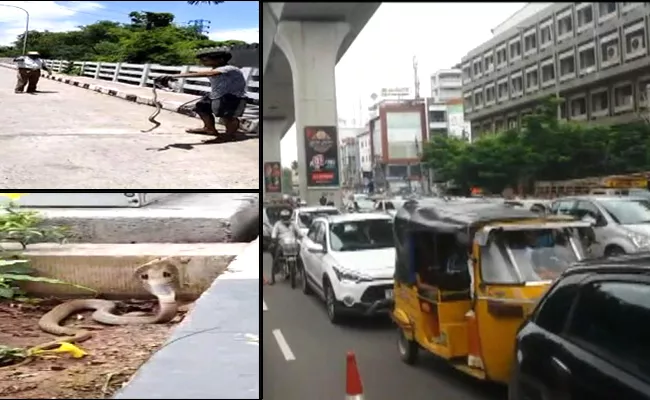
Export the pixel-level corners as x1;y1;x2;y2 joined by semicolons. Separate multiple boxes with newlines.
159;47;247;138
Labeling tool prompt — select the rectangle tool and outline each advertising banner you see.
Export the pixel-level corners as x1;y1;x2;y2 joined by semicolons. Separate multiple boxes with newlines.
263;162;282;193
304;126;340;187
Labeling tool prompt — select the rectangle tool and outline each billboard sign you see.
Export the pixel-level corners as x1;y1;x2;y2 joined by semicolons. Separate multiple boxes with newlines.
304;126;340;187
380;87;411;98
263;162;282;193
446;104;471;140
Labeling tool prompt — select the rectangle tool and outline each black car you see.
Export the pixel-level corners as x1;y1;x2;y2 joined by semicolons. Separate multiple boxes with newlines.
509;254;650;400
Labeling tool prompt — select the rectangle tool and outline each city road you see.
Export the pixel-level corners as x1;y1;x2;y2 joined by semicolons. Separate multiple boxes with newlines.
262;253;507;400
0;67;258;189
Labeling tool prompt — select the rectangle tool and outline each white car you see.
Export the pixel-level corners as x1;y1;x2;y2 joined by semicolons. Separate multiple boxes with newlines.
374;198;406;217
291;206;340;239
298;213;396;323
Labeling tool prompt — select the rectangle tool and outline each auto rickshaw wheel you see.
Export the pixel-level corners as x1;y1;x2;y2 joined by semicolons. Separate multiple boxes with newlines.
324;280;342;324
397;328;419;365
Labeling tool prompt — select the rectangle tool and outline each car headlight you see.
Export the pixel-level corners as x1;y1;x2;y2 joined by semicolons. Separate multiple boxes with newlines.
332;266;372;284
628;233;650;249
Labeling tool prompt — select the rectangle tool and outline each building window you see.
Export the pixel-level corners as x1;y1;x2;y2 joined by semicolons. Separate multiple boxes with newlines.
430;110;446;123
540;58;556;87
598;3;617;23
559;50;576;81
540;19;553;48
523;29;537;55
525;67;539;92
623;20;647;61
497;79;509;102
578;43;596;74
495;119;505;132
510;73;523;96
496;45;507;68
600;31;620;68
484;52;494;73
613;83;634;113
621;2;643;13
485;84;496;105
473;58;483;78
464;93;473;111
509;38;522;62
507;116;518;129
473;90;484;109
576;4;594;33
462;63;471;83
569;96;587;120
590;88;609;117
557;9;573;41
639;76;650;109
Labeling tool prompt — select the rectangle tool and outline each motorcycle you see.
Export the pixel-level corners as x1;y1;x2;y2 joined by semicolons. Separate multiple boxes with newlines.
279;237;300;289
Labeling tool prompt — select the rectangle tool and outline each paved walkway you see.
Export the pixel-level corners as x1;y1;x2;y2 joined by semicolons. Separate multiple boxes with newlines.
0;67;258;189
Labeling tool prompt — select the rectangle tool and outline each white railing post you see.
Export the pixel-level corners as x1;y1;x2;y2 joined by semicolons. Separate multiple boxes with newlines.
139;63;151;87
113;62;122;82
57;60;65;72
94;62;102;79
80;61;86;75
176;65;190;93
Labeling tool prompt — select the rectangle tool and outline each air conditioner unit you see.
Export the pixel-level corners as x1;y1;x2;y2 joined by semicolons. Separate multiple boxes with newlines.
606;44;618;60
630;35;644;52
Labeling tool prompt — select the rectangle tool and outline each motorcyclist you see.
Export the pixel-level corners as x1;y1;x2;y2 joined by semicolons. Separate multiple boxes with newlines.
270;208;296;285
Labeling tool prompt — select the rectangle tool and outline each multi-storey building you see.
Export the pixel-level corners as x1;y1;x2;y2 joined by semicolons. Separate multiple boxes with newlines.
356;130;373;178
461;2;650;137
431;69;463;103
339;137;359;188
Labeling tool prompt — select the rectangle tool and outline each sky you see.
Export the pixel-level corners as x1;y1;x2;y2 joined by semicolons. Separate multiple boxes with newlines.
0;1;259;46
280;2;527;166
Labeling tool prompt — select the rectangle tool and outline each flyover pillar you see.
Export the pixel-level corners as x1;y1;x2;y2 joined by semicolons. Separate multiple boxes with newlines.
262;118;291;201
275;20;350;206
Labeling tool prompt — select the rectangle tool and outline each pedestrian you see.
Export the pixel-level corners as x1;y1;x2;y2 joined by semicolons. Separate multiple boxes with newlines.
158;47;248;139
13;51;52;94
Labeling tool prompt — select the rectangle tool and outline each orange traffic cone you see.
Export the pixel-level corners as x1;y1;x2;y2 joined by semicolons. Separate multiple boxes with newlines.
345;351;364;400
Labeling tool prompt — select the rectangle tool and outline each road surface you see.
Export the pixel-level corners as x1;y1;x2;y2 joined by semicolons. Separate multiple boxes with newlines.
0;67;258;189
262;253;507;400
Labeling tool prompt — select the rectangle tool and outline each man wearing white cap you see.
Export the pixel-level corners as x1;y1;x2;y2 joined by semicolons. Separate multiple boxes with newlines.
13;51;52;94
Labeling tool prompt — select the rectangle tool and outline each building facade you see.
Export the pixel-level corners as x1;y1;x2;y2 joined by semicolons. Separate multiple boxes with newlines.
461;3;650;137
356;130;373;177
339;137;359;188
431;69;463;103
368;99;428;193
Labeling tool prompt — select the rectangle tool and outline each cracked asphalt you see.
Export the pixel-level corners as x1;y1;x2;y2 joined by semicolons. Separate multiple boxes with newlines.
0;67;258;189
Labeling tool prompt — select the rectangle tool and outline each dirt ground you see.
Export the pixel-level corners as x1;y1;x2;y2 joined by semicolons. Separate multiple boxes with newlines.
0;299;189;399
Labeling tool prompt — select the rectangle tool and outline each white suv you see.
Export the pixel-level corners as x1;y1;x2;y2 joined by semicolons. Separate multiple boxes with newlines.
299;213;396;323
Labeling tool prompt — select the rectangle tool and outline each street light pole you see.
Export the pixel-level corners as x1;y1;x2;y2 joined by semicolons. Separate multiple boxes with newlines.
0;4;30;55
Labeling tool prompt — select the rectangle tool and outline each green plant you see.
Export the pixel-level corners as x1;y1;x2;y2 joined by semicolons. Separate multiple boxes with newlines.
0;202;71;249
0;345;28;367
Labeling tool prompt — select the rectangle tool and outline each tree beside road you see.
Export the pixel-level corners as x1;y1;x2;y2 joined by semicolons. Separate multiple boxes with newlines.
422;97;650;194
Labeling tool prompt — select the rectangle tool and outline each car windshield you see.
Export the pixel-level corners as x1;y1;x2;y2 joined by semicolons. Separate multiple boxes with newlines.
480;228;580;284
298;209;340;228
600;199;650;225
329;219;394;252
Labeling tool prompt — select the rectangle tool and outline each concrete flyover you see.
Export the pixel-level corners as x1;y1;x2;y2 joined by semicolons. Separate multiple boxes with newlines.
262;2;380;204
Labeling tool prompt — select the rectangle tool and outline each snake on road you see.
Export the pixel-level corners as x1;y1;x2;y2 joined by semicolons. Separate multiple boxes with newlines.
31;257;185;352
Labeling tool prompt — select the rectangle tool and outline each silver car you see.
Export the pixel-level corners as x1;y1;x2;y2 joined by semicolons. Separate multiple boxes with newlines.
549;196;650;257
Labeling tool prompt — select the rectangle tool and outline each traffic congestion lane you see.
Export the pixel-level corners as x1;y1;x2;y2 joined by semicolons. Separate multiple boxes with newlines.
262;253;506;400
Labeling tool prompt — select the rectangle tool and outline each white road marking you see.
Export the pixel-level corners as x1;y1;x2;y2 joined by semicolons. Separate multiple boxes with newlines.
263;299;268;311
272;329;296;361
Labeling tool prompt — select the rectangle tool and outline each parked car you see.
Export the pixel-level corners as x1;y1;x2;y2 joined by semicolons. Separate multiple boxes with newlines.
262;203;292;251
504;199;549;213
298;213;395;323
291;206;340;240
374;198;406;217
509;253;650;400
549;196;650;257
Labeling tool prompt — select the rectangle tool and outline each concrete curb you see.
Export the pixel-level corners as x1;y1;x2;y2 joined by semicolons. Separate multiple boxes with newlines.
0;62;258;133
114;238;259;399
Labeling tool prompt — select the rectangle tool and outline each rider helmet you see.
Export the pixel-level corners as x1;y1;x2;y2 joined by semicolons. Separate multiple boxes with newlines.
279;209;291;224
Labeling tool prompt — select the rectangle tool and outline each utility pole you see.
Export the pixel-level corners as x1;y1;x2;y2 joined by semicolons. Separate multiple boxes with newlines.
646;84;650;123
413;55;420;100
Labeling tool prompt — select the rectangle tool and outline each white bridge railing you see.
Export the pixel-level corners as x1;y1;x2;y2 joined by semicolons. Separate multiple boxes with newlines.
42;59;260;121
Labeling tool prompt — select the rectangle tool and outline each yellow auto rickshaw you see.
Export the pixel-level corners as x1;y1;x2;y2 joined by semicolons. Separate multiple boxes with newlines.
391;198;592;384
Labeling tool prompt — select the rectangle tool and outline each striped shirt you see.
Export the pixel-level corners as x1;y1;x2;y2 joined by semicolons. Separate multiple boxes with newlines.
208;65;247;100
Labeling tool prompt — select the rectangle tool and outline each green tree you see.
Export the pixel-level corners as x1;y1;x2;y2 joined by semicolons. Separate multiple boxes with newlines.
282;168;293;195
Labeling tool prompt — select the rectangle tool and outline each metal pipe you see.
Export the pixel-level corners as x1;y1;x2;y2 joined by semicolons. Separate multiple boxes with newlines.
0;4;30;55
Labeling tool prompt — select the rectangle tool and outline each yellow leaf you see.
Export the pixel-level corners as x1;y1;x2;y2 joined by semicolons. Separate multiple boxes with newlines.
0;193;25;201
29;342;88;359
